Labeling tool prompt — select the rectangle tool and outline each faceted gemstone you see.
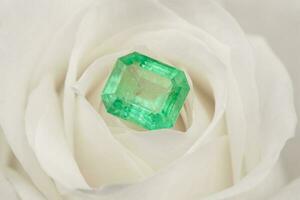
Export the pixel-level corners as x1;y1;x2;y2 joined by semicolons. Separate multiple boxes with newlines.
101;52;190;130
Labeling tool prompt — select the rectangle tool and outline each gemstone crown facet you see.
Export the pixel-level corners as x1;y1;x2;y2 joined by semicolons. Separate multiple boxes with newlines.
101;52;190;130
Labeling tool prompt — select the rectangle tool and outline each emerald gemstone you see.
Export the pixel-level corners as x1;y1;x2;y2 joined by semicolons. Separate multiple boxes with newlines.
101;52;190;130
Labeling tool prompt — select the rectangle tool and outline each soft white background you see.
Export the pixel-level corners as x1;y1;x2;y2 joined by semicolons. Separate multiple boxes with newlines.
220;0;300;181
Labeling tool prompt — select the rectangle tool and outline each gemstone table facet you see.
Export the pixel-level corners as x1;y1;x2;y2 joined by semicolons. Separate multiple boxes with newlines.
101;52;190;130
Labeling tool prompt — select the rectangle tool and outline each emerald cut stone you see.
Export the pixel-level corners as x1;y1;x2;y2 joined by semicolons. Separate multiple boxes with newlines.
101;52;190;130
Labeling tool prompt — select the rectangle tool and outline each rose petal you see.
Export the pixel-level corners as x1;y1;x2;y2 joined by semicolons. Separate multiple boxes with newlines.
74;95;154;187
0;128;12;167
0;0;94;198
268;178;300;200
26;76;90;190
229;159;288;199
0;172;19;200
67;136;232;200
0;130;19;200
3;169;46;200
202;36;297;199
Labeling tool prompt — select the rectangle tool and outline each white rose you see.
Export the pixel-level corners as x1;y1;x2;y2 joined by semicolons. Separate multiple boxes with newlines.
0;0;297;200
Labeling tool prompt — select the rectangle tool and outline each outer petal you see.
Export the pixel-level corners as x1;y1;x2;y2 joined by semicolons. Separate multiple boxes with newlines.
0;172;19;200
228;159;288;200
0;0;94;198
204;36;297;199
0;129;19;200
26;76;90;190
0;127;45;200
3;169;47;200
268;178;300;200
65;136;232;200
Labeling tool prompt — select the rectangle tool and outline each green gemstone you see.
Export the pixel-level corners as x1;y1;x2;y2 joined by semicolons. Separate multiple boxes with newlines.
101;52;190;130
